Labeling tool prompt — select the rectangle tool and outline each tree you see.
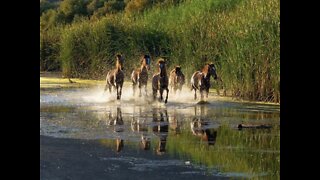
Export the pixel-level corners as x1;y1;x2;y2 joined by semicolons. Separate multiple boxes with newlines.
59;0;87;22
40;0;59;16
125;0;152;15
86;0;103;15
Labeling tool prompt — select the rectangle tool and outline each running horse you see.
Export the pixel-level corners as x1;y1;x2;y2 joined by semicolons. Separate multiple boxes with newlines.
190;63;218;100
131;55;151;97
169;65;185;94
152;59;169;103
105;54;124;100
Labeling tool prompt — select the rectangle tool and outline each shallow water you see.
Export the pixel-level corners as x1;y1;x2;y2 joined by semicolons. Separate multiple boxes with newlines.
40;86;280;179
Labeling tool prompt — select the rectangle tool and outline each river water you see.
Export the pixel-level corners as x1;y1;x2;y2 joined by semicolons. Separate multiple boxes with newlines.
40;86;280;179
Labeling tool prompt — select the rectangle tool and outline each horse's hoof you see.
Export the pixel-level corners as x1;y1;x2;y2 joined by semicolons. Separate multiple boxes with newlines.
164;100;168;104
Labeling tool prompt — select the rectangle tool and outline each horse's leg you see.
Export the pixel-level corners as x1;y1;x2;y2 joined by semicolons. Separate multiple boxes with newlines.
165;87;169;104
194;88;197;100
153;88;157;101
108;84;112;93
119;84;123;100
139;83;142;97
133;83;136;96
116;85;120;100
144;83;148;96
206;88;209;99
160;88;164;101
200;90;204;101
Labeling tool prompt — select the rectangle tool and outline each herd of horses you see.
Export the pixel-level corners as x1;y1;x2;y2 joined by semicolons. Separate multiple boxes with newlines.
105;54;219;103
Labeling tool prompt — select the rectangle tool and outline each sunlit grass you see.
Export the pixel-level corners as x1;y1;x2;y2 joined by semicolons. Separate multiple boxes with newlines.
40;76;105;89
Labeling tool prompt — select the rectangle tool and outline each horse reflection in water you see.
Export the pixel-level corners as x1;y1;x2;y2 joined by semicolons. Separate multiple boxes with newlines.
191;105;217;146
169;110;182;135
107;107;124;152
131;106;151;150
152;108;169;155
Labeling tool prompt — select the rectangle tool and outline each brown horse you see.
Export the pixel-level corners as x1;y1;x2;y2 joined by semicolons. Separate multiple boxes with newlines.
152;59;169;103
191;63;218;100
169;66;185;94
105;54;124;100
131;55;151;97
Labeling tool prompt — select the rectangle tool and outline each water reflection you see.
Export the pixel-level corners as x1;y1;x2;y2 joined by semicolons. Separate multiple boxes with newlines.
131;106;151;150
115;138;124;152
152;108;169;155
169;110;181;135
41;88;280;178
191;105;218;146
107;107;125;152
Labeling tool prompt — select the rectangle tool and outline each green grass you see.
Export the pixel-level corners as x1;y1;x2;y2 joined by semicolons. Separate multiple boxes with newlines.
41;0;280;103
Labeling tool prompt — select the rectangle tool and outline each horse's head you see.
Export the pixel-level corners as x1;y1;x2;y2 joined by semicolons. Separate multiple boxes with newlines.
158;58;166;76
208;63;217;80
116;54;124;70
141;55;151;70
175;66;182;75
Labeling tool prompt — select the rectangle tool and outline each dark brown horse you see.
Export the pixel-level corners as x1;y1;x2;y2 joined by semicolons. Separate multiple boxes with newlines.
169;66;185;94
152;59;169;103
190;63;218;100
105;54;124;100
131;55;151;97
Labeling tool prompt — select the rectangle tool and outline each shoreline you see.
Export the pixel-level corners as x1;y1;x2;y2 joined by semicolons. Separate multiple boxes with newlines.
40;72;280;106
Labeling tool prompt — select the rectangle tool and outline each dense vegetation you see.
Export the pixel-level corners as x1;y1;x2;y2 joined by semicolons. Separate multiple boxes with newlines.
40;0;280;103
